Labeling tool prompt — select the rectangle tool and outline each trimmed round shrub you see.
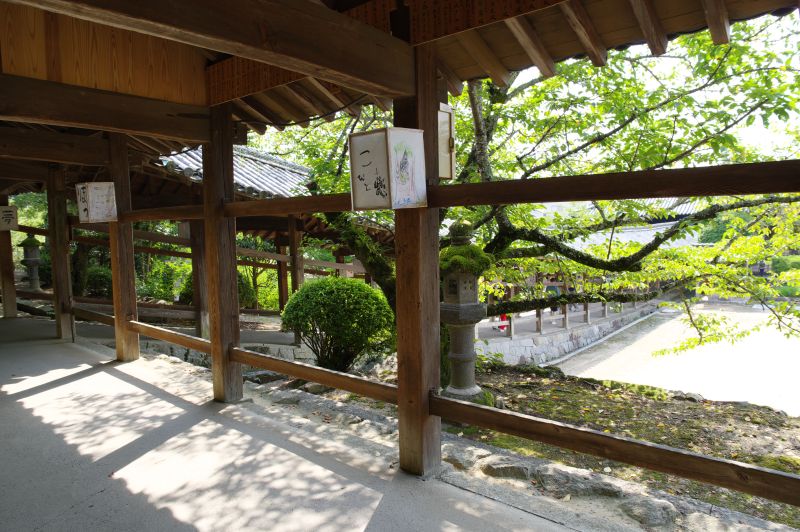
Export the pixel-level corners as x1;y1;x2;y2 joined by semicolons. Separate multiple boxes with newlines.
281;277;394;372
86;265;113;298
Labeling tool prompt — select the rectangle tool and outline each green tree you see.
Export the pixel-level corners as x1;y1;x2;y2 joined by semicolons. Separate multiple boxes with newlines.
255;14;800;351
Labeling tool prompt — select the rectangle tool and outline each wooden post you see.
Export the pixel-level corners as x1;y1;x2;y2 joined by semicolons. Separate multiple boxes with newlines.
108;134;139;360
46;167;75;340
535;308;543;333
584;302;591;323
277;244;289;310
288;214;304;292
394;42;442;476
203;103;242;402
603;302;609;318
0;194;17;318
189;220;210;339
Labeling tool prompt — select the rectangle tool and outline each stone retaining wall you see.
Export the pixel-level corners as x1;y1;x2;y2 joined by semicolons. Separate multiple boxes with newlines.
476;302;659;366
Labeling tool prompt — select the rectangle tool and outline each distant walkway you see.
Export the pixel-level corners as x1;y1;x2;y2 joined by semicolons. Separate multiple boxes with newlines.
557;305;800;416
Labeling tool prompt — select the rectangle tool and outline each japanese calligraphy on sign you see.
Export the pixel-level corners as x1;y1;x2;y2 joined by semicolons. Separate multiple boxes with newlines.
76;182;117;223
349;127;427;211
0;206;18;231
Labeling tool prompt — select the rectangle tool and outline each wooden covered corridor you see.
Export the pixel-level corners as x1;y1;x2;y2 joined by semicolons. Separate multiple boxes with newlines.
1;0;799;524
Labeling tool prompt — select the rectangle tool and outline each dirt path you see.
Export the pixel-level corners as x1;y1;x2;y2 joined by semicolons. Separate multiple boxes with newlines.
557;304;800;416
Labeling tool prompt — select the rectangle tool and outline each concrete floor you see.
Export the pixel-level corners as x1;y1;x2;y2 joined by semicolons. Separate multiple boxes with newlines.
558;305;800;416
0;318;568;532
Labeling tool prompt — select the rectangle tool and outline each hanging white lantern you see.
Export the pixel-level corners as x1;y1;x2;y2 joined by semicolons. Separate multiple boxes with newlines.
76;182;117;223
349;127;427;211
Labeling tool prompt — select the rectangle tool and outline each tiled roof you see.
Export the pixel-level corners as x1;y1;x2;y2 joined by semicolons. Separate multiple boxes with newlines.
161;146;309;199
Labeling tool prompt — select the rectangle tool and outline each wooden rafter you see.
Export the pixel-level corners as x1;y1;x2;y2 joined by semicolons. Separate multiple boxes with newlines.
627;0;667;56
6;0;415;97
504;16;556;78
700;0;731;45
457;31;511;87
436;59;464;96
559;0;607;67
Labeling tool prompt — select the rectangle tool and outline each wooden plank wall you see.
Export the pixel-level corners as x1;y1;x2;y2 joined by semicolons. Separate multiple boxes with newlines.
0;3;207;105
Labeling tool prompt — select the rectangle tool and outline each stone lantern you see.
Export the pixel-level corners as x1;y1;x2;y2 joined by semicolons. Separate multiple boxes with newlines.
19;234;42;292
440;223;492;398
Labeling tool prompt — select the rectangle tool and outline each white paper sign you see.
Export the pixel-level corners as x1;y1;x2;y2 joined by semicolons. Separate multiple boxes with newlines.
0;206;18;231
76;182;117;223
349;127;427;211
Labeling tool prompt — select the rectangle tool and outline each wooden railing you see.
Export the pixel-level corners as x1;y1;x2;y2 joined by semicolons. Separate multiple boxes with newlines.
71;305;115;326
230;347;398;404
430;394;800;506
128;320;212;353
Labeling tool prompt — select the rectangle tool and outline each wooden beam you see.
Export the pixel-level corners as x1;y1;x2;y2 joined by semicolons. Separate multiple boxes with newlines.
0;160;50;182
189;220;210;340
108;134;140;361
119;204;205;223
224;194;351;218
504;16;556;78
72;305;115;327
46;167;75;340
0;74;210;143
456;31;511;87
10;0;414;98
203;103;243;402
627;0;668;56
559;0;607;67
393;43;442;476
700;0;731;45
0;128;110;166
0;195;17;318
430;394;800;506
426;160;800;208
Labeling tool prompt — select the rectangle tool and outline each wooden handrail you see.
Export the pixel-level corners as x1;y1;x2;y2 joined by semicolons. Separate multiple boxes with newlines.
230;347;398;404
429;394;800;506
218;161;800;220
427;160;800;208
127;320;212;353
71;305;115;326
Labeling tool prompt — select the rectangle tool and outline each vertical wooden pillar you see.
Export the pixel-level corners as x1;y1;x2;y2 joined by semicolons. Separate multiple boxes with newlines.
203;104;242;402
46;167;75;340
277;244;289;311
394;43;442;476
288;215;304;292
189;220;210;339
108;134;139;360
0;195;17;318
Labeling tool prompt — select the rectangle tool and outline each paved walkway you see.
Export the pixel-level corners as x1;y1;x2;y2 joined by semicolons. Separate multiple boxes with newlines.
558;305;800;416
0;318;568;532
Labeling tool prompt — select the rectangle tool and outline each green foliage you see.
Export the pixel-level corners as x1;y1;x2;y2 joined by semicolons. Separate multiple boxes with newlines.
237;272;258;308
179;271;258;308
772;256;800;274
440;244;494;276
281;277;394;371
85;265;113;298
138;260;191;302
